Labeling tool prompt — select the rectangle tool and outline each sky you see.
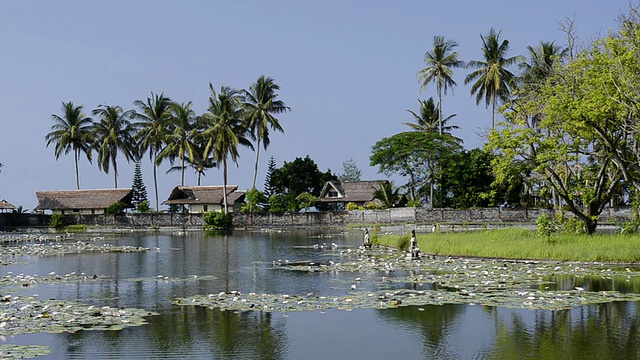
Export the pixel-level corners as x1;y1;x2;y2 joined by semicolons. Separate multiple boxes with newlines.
0;0;629;211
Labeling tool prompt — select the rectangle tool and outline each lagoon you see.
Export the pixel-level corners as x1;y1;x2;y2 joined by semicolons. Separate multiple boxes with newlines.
1;230;639;359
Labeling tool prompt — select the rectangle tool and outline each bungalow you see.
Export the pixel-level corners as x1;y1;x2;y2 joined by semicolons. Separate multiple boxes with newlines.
162;185;245;213
35;188;134;215
316;180;388;210
0;199;16;213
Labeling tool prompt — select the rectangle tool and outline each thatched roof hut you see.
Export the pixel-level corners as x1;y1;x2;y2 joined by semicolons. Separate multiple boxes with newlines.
162;185;245;213
0;199;16;213
35;188;134;214
317;180;388;209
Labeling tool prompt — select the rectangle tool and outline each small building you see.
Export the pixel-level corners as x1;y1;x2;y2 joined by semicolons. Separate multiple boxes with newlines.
162;185;245;213
0;199;16;213
35;188;134;215
316;180;388;210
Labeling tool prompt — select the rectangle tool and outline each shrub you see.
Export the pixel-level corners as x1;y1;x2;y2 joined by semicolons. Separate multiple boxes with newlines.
136;200;151;213
347;202;358;211
106;201;127;215
536;213;556;239
203;211;232;230
65;224;87;232
397;234;410;252
49;214;65;229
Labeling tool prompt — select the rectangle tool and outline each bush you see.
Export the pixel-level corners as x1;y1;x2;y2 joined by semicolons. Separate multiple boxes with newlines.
203;211;232;230
49;214;65;229
106;201;127;215
136;200;151;213
347;202;358;211
397;235;410;252
536;213;556;238
65;224;87;232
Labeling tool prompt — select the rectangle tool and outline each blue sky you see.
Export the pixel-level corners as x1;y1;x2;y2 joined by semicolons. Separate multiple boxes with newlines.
0;1;627;210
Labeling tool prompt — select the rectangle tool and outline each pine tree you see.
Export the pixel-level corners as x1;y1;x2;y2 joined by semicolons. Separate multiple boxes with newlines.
263;156;277;199
131;161;148;207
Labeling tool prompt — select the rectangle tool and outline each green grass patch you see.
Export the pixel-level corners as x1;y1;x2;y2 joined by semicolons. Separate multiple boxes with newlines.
378;228;640;263
63;224;88;233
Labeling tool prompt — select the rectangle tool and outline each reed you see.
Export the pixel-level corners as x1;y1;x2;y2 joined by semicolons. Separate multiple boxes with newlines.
377;228;640;263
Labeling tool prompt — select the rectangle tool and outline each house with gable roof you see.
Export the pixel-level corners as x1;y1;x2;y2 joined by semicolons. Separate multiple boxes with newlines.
162;185;245;213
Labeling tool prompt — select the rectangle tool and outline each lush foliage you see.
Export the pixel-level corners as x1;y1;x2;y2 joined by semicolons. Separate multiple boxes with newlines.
243;188;267;213
131;161;148;208
49;214;65;229
106;201;127;215
203;211;232;230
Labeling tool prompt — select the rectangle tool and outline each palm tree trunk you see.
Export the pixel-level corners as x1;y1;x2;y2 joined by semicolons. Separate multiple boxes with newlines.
75;149;80;190
252;139;262;190
222;157;229;214
438;78;443;136
153;151;159;212
181;155;185;186
112;152;118;188
491;95;496;128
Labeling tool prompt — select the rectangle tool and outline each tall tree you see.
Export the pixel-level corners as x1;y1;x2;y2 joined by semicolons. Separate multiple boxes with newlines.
263;156;277;200
465;28;524;128
131;160;148;208
338;157;362;182
200;84;253;213
242;75;290;189
91;104;137;188
133;92;172;211
45;101;94;189
519;41;566;86
157;102;197;186
405;97;461;142
417;36;464;135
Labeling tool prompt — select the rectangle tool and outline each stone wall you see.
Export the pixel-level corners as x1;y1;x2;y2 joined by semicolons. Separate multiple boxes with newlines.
0;207;634;231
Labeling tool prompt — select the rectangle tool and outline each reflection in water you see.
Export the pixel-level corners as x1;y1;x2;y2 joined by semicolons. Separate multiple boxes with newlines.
1;230;640;359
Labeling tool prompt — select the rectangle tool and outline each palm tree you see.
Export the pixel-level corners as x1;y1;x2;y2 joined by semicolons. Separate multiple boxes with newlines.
519;40;566;86
200;84;253;213
157;102;198;186
45;102;94;189
405;97;462;142
133;92;172;211
417;36;464;135
242;75;290;189
464;28;524;128
372;181;401;209
91;104;138;188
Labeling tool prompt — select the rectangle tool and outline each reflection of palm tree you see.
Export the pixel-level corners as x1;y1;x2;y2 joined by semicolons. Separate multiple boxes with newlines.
91;104;138;188
200;84;253;213
242;75;290;190
45;101;94;189
465;28;524;128
377;305;465;356
134;92;172;211
417;36;464;135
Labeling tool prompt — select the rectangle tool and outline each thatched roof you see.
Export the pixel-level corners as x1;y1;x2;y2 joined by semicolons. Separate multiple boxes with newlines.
0;199;16;210
162;185;245;205
317;180;388;203
35;189;134;210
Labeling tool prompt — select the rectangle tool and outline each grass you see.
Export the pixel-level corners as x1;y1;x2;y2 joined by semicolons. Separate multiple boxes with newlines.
63;224;87;233
377;228;640;263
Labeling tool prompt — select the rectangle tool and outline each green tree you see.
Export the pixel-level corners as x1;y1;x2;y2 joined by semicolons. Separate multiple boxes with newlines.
133;92;172;211
200;84;253;213
131;160;148;208
243;188;267;213
157;101;198;186
417;36;464;135
263;156;277;200
405;97;461;142
45;101;94;189
465;28;524;128
91;104;138;188
372;181;401;209
370;132;461;206
242;75;290;190
338;157;362;182
270;155;336;198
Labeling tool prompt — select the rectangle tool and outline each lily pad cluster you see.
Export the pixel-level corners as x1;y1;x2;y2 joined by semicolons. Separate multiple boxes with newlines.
175;246;640;312
0;294;158;336
0;344;51;359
